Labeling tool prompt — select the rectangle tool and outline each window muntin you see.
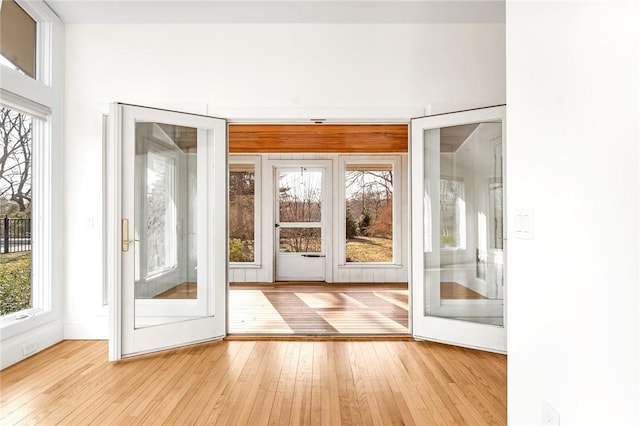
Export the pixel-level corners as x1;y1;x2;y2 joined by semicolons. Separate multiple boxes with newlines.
345;163;393;263
0;0;37;78
229;164;255;263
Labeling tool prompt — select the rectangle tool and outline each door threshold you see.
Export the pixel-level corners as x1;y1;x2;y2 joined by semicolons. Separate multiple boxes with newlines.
225;334;412;341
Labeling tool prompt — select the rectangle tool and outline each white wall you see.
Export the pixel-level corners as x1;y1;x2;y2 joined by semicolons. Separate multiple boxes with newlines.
63;23;505;338
506;1;639;424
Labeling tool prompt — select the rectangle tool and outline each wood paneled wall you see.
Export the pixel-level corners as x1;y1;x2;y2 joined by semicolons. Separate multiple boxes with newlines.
229;124;408;153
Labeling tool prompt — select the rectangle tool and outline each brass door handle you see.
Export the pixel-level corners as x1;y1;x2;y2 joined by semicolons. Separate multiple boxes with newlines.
121;219;138;252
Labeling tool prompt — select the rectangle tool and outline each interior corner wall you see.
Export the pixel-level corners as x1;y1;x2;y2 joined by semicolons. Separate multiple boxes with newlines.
62;23;505;339
506;2;640;424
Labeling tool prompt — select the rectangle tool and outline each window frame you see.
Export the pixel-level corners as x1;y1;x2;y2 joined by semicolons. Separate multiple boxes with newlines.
339;155;401;266
228;155;261;268
0;0;61;343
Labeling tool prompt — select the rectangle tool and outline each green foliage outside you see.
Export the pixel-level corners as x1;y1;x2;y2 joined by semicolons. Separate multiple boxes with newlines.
345;209;358;240
0;252;32;316
357;209;371;236
229;238;254;263
441;234;456;247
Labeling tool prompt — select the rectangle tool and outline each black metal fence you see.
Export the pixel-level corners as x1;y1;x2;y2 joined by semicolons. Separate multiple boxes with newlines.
1;216;31;254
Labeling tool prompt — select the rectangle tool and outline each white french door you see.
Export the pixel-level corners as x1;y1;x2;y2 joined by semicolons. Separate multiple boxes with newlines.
410;105;506;353
108;104;227;360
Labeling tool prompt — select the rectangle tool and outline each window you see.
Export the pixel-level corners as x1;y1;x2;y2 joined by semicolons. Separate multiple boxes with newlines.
0;0;37;78
440;177;465;249
145;149;177;276
229;159;260;264
345;163;394;263
0;106;32;316
0;0;60;367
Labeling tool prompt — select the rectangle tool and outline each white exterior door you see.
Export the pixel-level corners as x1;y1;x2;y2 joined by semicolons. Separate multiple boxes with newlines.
410;106;506;353
274;162;331;281
108;104;227;360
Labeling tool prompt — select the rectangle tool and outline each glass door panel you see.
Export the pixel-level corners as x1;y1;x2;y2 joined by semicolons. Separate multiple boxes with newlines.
133;122;201;328
278;168;323;222
411;106;506;353
109;104;227;360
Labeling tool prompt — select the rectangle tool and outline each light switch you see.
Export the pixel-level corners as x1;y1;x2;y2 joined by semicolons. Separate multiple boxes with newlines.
515;209;534;240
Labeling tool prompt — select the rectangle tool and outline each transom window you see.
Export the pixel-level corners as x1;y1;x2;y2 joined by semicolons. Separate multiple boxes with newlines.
0;0;37;78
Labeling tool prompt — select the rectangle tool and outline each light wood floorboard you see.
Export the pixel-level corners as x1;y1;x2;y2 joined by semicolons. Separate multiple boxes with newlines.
0;340;506;425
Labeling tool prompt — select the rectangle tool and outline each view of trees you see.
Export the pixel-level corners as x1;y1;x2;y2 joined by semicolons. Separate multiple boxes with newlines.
0;108;31;217
345;167;393;263
278;170;322;253
229;168;255;262
0;107;33;316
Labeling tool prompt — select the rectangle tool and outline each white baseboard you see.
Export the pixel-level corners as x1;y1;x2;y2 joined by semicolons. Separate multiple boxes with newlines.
1;320;64;370
64;319;108;340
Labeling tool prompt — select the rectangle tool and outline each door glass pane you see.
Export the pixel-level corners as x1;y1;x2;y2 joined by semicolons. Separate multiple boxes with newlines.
279;228;322;253
278;169;322;222
134;123;197;322
424;121;504;326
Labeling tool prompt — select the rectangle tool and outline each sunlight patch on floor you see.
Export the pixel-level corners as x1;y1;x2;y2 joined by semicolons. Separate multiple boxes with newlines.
229;290;293;333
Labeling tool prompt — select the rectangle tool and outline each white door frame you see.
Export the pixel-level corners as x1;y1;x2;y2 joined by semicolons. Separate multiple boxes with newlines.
266;159;333;282
107;103;227;361
410;105;506;353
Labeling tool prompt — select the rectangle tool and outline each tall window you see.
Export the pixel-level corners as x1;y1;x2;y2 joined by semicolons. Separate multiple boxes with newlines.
345;163;393;263
145;150;177;276
440;177;465;249
229;164;255;262
0;107;33;316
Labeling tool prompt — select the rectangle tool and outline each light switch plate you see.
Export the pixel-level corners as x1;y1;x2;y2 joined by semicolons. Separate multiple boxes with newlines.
515;209;534;240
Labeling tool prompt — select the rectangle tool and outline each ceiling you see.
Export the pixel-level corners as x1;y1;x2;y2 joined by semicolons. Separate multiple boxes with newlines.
44;0;505;24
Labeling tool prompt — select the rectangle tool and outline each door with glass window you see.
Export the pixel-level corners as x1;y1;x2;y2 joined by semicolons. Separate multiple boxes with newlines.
275;163;331;281
108;104;227;360
410;106;506;353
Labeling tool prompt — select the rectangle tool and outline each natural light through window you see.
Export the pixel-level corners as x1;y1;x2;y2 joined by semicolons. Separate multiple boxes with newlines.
229;164;255;262
345;163;393;263
440;177;465;249
145;150;177;276
0;107;33;317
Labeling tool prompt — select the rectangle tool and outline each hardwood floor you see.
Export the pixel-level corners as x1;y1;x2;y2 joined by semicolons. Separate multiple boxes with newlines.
154;282;197;299
229;283;408;335
440;282;488;300
0;339;506;425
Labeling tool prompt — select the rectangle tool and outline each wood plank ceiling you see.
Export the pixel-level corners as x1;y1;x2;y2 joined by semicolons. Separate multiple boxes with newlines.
228;124;408;153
